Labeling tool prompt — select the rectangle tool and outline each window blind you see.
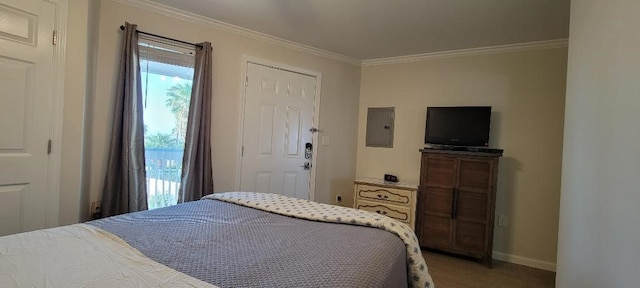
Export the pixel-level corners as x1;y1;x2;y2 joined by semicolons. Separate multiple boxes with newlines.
138;34;195;69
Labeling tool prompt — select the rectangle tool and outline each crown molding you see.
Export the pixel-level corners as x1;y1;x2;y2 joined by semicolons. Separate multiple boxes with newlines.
110;0;362;66
109;0;568;68
361;39;569;67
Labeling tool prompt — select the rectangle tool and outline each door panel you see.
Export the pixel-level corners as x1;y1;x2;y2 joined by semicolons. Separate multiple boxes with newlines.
257;105;275;156
282;172;299;198
0;58;32;149
0;0;55;236
241;63;316;200
453;220;487;254
423;187;453;217
254;172;272;193
284;107;302;157
458;158;492;190
456;190;489;222
421;214;451;249
0;2;37;45
423;156;457;187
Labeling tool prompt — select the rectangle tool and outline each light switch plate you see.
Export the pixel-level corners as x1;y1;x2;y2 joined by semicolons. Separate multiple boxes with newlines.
321;136;331;146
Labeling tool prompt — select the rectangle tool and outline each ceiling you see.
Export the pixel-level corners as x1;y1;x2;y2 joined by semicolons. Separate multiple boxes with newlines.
148;0;570;60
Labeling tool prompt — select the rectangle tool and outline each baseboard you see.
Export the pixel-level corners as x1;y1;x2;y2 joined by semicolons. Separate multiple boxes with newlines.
492;251;557;272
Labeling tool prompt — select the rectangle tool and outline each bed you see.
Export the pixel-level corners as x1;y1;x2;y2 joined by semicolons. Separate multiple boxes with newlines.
0;192;434;288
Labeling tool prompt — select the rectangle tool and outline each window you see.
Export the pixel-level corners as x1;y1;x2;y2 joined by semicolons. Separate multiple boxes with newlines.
139;35;195;209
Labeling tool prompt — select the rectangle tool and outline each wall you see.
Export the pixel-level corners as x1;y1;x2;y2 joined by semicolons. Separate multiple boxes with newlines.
357;48;567;268
59;0;89;225
556;1;640;286
82;0;361;215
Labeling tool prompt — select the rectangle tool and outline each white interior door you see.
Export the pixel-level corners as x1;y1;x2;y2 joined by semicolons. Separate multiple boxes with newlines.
0;0;56;236
240;63;316;200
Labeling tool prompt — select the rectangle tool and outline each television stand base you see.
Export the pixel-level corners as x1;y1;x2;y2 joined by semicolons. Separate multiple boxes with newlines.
423;144;504;156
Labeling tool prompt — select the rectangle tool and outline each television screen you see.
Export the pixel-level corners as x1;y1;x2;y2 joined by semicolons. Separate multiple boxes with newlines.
425;106;491;147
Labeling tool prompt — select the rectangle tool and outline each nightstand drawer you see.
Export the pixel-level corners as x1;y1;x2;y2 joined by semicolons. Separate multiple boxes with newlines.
355;184;412;205
355;199;411;224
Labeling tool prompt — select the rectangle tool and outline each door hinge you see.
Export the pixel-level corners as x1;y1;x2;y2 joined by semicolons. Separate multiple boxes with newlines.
241;146;244;157
47;140;52;155
52;30;57;45
245;76;248;87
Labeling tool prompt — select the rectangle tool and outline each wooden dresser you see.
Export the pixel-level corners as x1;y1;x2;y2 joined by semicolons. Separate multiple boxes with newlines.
353;178;418;230
417;148;502;267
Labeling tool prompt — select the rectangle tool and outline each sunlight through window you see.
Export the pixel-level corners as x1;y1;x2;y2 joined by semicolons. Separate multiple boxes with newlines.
139;36;195;209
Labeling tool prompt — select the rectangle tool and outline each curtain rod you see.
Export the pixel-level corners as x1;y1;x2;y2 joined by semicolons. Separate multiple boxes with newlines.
120;25;202;48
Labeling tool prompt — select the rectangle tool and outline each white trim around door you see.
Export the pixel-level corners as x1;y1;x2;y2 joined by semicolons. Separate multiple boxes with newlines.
45;0;67;228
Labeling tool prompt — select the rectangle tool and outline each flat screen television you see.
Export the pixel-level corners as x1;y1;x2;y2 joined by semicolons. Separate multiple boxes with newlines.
425;106;491;147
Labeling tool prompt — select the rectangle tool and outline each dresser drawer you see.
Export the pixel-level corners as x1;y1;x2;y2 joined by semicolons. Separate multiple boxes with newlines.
355;199;412;224
355;184;412;205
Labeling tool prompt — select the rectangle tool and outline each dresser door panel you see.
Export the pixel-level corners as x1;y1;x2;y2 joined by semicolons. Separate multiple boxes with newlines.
457;158;492;191
421;215;452;249
423;156;457;187
423;187;453;217
452;220;487;255
456;190;489;222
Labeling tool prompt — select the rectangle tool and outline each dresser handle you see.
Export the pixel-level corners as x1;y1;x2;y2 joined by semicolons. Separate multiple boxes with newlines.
452;188;459;220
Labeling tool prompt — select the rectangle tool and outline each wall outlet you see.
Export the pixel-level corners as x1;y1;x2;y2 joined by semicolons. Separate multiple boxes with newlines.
91;201;102;219
336;195;342;203
498;214;508;227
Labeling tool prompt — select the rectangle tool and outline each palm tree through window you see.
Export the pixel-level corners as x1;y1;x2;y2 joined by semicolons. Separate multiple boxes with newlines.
139;35;195;209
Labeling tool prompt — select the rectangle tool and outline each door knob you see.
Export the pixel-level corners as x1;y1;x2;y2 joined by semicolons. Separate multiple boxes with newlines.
301;162;311;170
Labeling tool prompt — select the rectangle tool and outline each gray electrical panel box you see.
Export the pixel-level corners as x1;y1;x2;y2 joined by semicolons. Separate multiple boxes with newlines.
366;107;395;148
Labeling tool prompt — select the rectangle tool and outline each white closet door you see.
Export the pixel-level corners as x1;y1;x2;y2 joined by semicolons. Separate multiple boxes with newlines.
0;0;56;236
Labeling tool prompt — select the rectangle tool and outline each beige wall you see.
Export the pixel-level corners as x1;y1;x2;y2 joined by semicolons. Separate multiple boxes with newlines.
75;0;361;216
557;1;640;286
357;49;567;266
59;0;89;225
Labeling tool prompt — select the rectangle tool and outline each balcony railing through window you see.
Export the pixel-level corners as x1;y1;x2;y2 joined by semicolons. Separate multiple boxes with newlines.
145;148;183;209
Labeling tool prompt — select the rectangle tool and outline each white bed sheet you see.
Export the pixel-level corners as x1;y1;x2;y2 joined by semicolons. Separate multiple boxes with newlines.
0;223;214;288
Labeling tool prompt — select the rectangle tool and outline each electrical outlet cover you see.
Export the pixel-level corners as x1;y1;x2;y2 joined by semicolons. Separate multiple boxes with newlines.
498;215;508;227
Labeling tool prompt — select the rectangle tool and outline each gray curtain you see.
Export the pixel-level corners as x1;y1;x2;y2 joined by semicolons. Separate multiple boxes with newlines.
178;42;214;203
101;22;148;217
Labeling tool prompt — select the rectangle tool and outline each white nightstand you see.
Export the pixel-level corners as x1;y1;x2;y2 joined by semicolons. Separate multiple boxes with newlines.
353;178;418;230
